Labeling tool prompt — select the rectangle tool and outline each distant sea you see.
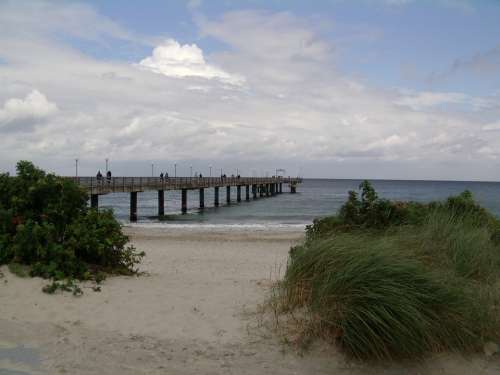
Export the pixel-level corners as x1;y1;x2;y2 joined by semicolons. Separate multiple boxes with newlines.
99;179;500;229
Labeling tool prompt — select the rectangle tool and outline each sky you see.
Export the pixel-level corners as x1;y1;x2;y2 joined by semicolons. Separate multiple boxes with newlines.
0;0;499;180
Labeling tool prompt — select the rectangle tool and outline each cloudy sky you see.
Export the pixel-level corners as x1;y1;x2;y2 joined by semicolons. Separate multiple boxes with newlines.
1;0;499;180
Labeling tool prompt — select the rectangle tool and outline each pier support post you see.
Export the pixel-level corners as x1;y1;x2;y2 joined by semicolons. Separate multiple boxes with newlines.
130;191;138;222
266;184;270;197
245;185;250;201
214;186;219;207
181;189;188;213
260;185;264;197
291;185;296;194
90;194;98;209
199;188;205;209
271;184;275;196
158;190;164;217
252;185;257;199
226;186;231;204
237;185;241;202
279;183;283;194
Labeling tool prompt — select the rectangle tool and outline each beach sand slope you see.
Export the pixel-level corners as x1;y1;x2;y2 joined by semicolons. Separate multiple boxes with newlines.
1;227;499;374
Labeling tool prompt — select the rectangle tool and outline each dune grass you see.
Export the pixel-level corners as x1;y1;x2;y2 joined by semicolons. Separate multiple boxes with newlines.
274;181;500;360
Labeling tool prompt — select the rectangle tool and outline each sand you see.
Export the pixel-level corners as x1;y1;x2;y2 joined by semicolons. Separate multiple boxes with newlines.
1;227;499;374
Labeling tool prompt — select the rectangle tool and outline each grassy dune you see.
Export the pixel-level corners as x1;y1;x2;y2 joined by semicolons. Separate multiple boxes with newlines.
274;182;500;360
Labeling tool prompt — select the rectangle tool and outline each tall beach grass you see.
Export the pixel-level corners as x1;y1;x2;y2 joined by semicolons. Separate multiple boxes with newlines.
274;182;500;360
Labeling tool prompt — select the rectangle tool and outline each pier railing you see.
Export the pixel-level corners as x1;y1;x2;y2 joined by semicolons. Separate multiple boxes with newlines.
70;176;302;195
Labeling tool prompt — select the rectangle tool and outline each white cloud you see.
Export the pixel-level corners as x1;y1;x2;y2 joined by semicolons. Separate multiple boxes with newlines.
394;91;467;110
0;2;498;179
0;0;145;45
199;11;333;62
482;121;500;131
0;90;58;128
137;39;244;85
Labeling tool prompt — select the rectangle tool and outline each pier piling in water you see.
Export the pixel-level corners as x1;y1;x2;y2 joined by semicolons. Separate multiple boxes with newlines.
237;185;241;202
158;190;164;217
181;189;187;213
130;191;138;222
214;186;219;207
91;194;98;209
77;176;302;220
199;188;205;209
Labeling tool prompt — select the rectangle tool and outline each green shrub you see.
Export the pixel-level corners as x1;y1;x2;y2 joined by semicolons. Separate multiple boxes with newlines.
0;161;144;288
418;209;500;282
279;183;500;360
305;180;429;240
283;236;488;359
8;263;30;278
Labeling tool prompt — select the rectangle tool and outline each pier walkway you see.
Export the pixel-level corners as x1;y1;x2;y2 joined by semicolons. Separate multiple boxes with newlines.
71;176;302;221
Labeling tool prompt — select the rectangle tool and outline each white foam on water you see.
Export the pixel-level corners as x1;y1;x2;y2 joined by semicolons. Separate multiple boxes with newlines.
126;222;307;232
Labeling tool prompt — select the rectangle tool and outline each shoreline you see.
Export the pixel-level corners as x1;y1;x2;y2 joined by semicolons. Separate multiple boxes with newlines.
124;222;308;231
123;224;306;242
1;227;499;374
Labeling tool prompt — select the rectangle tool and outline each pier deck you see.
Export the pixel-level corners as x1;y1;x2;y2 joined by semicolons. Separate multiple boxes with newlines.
70;176;302;221
71;176;300;195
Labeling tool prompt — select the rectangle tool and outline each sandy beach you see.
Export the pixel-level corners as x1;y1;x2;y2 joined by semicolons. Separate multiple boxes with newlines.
1;227;499;374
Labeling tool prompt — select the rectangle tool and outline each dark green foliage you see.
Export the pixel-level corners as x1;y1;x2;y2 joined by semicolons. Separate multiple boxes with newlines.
42;279;83;296
0;161;143;290
305;181;487;240
7;262;30;278
279;182;500;360
284;237;486;360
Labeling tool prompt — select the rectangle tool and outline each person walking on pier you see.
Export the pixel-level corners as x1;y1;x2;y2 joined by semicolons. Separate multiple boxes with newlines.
106;170;112;183
160;172;164;181
96;170;103;182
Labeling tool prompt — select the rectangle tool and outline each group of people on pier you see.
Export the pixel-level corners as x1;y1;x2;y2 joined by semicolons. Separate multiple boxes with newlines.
95;171;257;182
96;170;112;183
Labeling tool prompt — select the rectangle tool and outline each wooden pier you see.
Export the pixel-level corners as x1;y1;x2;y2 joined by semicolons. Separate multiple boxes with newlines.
71;176;302;221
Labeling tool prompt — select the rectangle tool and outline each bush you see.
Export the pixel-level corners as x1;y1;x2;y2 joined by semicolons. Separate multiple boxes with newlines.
0;161;144;288
278;182;500;360
418;208;500;282
305;180;429;240
283;236;487;360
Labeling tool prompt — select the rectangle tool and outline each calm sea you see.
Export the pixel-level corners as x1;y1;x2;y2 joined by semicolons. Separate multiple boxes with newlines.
99;179;500;229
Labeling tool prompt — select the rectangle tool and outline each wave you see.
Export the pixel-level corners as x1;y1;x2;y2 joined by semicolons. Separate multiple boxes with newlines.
125;222;307;232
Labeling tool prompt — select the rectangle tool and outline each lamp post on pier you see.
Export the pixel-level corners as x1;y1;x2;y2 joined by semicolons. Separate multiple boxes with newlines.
190;165;193;178
174;163;177;178
209;165;212;177
105;158;109;173
151;163;154;177
75;158;78;177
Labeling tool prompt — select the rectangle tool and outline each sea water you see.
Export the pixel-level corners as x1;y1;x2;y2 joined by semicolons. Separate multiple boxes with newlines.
99;179;500;228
